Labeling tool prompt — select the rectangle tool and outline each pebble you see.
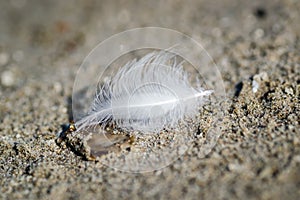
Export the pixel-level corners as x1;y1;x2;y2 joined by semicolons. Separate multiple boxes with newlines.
252;80;259;93
252;72;269;93
53;82;63;93
1;70;15;87
254;28;264;39
284;87;293;95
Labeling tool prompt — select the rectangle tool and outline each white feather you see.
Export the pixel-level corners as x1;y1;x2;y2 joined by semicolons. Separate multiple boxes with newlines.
75;50;213;133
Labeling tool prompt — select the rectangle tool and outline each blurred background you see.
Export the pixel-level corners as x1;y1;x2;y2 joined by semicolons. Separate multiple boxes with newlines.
0;0;299;87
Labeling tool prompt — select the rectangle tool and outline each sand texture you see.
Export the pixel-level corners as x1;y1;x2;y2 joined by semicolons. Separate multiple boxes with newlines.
0;0;299;199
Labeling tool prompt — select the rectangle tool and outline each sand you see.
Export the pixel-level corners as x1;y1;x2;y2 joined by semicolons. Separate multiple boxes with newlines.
0;0;299;199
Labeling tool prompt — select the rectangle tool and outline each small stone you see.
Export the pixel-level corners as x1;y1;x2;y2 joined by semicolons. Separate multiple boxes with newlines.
254;28;264;39
284;87;293;95
252;80;259;93
294;155;300;162
252;72;269;93
62;107;67;113
53;82;62;93
1;70;15;87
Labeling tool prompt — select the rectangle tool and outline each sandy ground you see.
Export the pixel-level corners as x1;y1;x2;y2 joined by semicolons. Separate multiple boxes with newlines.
0;0;299;199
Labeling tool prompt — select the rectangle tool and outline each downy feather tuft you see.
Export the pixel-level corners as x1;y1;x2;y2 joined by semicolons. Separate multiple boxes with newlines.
75;50;213;133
